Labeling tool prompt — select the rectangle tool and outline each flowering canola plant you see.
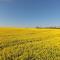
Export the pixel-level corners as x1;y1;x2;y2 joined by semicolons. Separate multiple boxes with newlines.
0;28;60;60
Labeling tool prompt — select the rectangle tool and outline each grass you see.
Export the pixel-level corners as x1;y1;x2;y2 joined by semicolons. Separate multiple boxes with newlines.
0;28;60;60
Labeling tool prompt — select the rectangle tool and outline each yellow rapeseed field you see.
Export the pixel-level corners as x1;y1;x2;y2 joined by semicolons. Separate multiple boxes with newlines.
0;28;60;60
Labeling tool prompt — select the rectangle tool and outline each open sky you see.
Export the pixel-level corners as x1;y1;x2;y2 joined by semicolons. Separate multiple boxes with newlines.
0;0;60;27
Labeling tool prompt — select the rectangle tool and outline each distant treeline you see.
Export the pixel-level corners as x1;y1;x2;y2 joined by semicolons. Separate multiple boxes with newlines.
36;26;60;29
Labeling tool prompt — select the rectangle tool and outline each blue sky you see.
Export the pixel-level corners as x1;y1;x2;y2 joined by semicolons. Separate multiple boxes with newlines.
0;0;60;27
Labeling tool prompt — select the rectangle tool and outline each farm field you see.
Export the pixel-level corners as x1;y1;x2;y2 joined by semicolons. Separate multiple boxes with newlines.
0;28;60;60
